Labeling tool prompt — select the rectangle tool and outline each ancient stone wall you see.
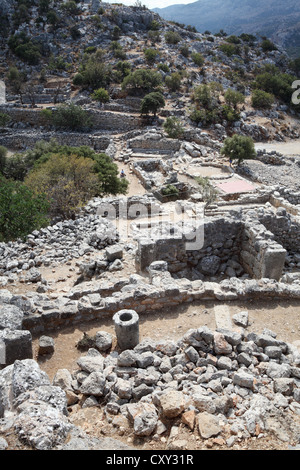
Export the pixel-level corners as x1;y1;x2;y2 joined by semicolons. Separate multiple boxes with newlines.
135;216;244;277
0;106;141;133
0;130;112;152
20;274;300;335
240;218;286;281
127;132;181;154
136;212;290;282
257;208;300;253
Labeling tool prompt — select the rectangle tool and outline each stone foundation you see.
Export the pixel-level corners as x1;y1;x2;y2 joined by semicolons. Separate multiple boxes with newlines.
135;210;294;282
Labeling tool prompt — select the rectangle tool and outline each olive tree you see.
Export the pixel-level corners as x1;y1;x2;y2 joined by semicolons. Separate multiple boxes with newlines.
221;134;256;165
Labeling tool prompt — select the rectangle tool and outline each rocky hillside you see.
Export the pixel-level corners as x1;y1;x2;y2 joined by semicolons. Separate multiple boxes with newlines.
153;0;300;58
0;0;299;146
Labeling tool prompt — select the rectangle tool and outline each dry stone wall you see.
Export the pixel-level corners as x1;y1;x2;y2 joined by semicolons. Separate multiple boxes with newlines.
135;215;244;279
0;130;113;152
240;217;286;281
257;208;300;253
0;106;141;134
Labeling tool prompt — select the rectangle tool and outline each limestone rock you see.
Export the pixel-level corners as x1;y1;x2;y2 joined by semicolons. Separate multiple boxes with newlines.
38;336;55;356
126;402;158;436
232;310;249;328
0;304;23;330
181;409;195;430
197;412;222;439
12;359;50;399
14;401;71;450
79;371;106;396
213;332;232;355
157;390;186;418
94;331;113;352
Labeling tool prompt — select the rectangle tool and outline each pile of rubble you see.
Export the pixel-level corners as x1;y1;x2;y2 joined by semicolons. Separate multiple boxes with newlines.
0;215;118;283
1;321;300;450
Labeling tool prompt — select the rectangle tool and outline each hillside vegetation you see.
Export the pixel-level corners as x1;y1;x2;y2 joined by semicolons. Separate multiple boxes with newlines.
0;0;299;239
154;0;300;58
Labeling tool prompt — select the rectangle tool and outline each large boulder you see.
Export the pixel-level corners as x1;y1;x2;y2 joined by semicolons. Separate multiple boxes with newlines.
0;330;32;366
0;304;23;330
198;255;221;276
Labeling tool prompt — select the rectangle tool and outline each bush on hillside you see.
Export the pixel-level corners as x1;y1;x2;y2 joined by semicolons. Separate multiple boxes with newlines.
251;89;274;109
140;91;165;116
0;176;49;242
221;134;256;165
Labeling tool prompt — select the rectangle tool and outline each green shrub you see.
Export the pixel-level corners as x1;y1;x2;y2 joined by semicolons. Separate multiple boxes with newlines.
140;91;165;116
48;54;67;71
148;30;161;44
290;57;300;76
261;39;277;52
91;14;103;29
226;35;241;44
221;134;256;165
158;63;170;73
149;20;160;31
219;43;240;57
0;113;10;127
165;72;182;92
6;142;129;219
191;52;204;66
38;0;50;14
91;87;110;103
92;152;129;196
194;175;218;208
112;25;121;40
40;108;53;121
0;146;7;173
163;116;184;138
239;33;256;45
251;89;274;109
192;84;214;109
221;104;240;122
61;1;80;15
8;33;42;65
2;153;29;180
254;65;296;105
144;48;159;65
46;10;60;28
51;103;93;131
113;61;132;82
0;12;9;38
73;73;84;86
84;46;97;54
122;69;162;92
164;31;182;45
74;52;112;89
70;26;81;40
224;88;245;109
0;176;49;242
161;184;179;196
180;44;189;57
25;154;100;219
189;107;220;126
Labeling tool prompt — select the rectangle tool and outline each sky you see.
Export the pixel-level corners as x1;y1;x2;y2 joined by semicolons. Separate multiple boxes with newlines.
104;0;196;10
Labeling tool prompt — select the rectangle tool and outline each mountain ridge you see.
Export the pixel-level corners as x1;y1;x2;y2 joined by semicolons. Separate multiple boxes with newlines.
153;0;300;57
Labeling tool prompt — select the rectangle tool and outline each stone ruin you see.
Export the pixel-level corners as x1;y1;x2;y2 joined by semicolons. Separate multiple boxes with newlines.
1;128;300;449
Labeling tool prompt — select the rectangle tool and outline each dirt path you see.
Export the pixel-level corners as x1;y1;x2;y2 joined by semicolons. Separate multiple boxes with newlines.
255;139;300;156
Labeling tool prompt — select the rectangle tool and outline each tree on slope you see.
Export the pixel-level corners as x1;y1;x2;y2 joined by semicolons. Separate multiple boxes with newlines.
221;134;256;165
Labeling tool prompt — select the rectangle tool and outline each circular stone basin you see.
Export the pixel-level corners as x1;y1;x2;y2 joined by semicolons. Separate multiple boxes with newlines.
113;309;139;350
